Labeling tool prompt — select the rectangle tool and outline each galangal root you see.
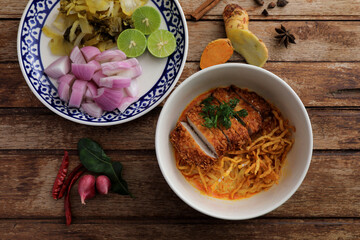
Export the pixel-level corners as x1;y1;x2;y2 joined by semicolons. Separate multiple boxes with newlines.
223;4;268;67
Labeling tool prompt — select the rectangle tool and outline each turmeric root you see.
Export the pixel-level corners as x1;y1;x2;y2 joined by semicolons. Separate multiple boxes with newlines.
223;4;268;67
200;39;234;69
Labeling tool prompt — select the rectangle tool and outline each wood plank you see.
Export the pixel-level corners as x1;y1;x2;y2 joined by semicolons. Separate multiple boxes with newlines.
0;218;359;239
10;20;360;62
186;21;360;62
0;151;359;218
3;62;360;108
0;108;358;150
3;0;360;20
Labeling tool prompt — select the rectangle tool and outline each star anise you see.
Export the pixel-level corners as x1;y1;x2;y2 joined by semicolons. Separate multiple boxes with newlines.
275;25;296;48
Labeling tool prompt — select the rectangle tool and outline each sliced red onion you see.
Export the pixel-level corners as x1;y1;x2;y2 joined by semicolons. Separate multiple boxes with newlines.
81;46;101;62
84;88;93;101
44;56;71;79
57;74;76;86
87;81;98;97
71;62;98;81
81;102;104;118
99;76;131;89
58;82;71;102
69;80;87;108
94;88;123;111
70;46;86;64
101;58;138;76
116;65;142;79
124;79;138;97
95;49;126;63
88;60;101;72
92;71;107;86
118;96;138;113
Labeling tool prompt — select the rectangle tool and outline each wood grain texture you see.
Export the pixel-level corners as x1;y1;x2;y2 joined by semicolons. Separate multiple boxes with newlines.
0;108;359;150
187;21;360;62
3;62;360;108
9;20;360;62
2;0;360;20
0;151;359;219
0;218;359;240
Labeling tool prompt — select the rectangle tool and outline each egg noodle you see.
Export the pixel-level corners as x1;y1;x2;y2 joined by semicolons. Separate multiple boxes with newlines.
175;106;295;200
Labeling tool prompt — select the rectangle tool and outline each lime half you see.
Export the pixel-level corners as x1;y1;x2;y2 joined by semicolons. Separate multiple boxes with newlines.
117;29;147;58
132;6;161;35
147;29;176;58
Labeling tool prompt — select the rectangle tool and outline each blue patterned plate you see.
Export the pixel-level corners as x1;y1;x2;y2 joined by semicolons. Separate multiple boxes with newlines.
17;0;188;126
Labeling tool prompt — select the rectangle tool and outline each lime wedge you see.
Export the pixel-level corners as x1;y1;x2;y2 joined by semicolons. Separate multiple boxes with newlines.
132;6;161;35
117;29;147;58
147;29;176;58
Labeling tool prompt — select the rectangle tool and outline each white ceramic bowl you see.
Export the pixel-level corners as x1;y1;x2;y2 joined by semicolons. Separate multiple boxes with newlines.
155;63;313;220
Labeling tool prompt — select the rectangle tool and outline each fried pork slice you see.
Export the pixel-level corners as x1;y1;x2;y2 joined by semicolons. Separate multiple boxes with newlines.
186;105;229;157
212;87;262;136
170;122;217;170
230;85;272;118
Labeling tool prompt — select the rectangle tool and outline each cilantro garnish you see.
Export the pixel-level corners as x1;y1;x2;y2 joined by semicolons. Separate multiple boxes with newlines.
200;96;248;129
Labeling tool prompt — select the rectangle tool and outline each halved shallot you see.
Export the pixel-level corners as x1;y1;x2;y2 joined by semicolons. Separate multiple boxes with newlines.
95;49;126;63
69;80;87;108
101;58;139;76
81;102;104;118
116;65;142;79
118;96;138;112
81;46;101;62
124;79;138;98
71;62;98;81
94;88;123;111
58;82;71;102
88;60;101;72
70;46;86;64
92;71;106;86
57;74;76;85
44;56;71;79
99;76;131;89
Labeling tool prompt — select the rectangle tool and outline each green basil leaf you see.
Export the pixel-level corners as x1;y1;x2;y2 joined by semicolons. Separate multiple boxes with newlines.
78;138;132;196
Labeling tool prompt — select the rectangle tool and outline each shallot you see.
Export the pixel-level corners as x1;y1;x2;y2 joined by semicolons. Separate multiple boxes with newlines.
81;102;104;118
46;47;142;117
125;79;138;98
44;56;71;79
118;96;138;112
95;49;126;63
116;65;142;79
99;76;131;89
69;80;87;108
81;46;101;62
94;88;124;111
57;74;75;85
78;175;96;205
58;82;71;102
101;58;138;75
70;46;86;64
96;175;111;195
71;62;97;81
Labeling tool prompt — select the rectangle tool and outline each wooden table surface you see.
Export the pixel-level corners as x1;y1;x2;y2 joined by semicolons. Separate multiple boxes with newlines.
1;0;360;239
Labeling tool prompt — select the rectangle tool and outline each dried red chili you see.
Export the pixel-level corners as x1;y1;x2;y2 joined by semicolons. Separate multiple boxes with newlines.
65;169;86;226
52;150;70;200
58;163;84;199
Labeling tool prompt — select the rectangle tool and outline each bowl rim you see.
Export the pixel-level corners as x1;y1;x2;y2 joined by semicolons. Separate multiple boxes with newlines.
155;63;313;220
17;0;189;126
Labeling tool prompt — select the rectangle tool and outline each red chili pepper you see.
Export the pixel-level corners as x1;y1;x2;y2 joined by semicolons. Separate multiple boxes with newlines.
65;169;86;226
52;150;70;200
58;164;84;199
